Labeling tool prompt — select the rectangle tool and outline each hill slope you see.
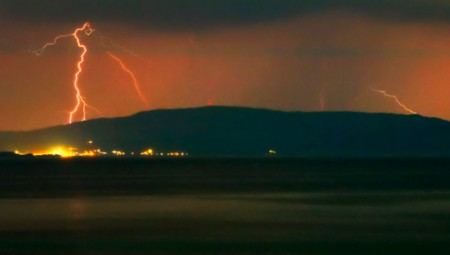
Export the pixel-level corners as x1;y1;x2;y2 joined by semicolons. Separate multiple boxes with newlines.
1;106;449;157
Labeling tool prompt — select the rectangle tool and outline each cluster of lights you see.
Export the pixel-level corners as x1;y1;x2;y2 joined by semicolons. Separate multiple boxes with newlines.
32;147;77;158
31;147;108;158
79;149;108;157
140;149;154;156
166;152;187;157
111;150;126;156
140;149;188;157
17;142;189;158
15;144;279;158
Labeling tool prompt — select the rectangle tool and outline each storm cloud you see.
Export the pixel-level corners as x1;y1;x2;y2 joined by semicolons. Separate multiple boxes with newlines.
1;0;450;30
1;1;449;130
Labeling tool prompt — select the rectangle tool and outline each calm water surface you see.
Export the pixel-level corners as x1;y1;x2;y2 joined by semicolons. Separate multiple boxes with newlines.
0;158;449;254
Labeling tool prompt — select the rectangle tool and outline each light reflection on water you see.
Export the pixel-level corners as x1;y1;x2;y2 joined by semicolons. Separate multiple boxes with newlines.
0;191;450;243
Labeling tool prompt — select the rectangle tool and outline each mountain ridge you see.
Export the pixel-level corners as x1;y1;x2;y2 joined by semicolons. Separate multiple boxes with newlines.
1;106;449;157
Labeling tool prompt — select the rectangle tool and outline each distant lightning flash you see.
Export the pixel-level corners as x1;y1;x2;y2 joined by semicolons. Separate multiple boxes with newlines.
107;52;148;107
35;22;96;124
370;87;417;114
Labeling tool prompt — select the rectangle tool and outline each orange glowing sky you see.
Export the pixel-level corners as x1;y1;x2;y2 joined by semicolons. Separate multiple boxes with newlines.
0;4;449;130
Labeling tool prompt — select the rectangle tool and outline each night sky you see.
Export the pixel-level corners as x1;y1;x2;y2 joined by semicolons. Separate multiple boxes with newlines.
1;0;449;130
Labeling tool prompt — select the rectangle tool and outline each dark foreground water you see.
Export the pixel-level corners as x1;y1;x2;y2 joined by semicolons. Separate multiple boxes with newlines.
0;158;449;254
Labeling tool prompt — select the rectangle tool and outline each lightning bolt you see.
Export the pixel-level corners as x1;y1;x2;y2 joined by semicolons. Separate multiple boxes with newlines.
35;22;97;124
34;22;150;124
33;33;73;56
94;32;142;59
107;52;148;107
370;87;417;115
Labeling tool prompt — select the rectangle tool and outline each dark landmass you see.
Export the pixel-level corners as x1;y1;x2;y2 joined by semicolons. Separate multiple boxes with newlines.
0;151;21;158
0;151;35;159
0;151;58;159
1;106;449;157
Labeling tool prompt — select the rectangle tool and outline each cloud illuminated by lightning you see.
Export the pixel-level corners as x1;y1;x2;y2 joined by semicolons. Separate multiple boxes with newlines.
107;52;148;107
370;87;417;114
34;22;97;124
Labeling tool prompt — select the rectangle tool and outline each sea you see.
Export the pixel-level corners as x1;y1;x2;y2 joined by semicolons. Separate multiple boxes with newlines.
0;158;449;254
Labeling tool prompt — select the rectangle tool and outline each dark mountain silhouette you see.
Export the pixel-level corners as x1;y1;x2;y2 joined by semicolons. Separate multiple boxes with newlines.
1;106;449;157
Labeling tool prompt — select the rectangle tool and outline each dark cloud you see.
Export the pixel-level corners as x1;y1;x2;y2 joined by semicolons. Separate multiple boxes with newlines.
1;0;450;30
